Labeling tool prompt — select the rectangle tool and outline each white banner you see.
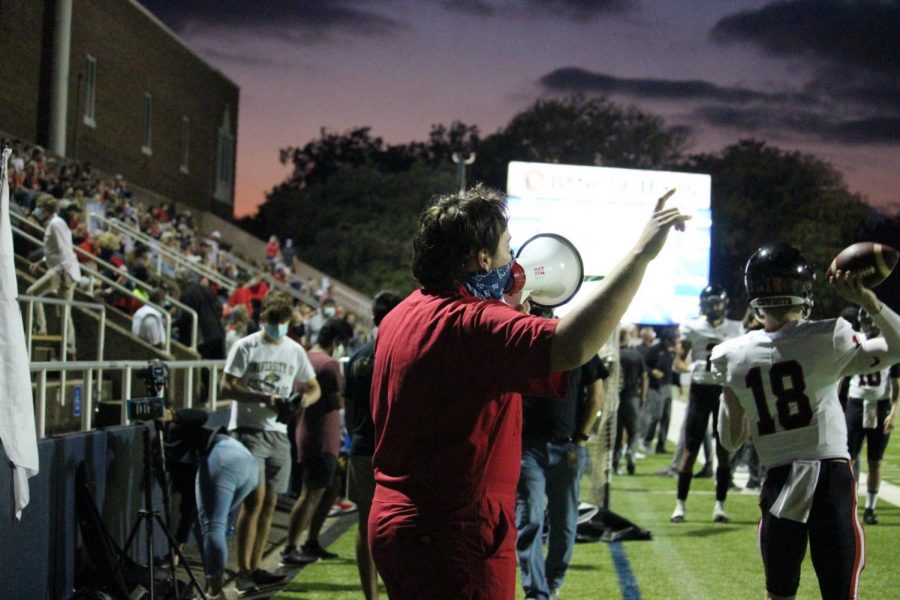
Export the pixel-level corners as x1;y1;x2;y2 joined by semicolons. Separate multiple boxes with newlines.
0;146;39;519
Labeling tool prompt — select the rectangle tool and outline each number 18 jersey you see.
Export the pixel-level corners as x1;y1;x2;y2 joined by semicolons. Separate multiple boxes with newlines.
711;318;859;469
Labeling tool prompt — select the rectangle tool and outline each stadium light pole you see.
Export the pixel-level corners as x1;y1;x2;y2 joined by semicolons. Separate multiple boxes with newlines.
452;152;476;193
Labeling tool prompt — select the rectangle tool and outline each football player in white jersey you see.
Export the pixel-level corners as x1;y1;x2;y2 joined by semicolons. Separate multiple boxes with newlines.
714;242;900;600
671;285;743;523
845;307;899;525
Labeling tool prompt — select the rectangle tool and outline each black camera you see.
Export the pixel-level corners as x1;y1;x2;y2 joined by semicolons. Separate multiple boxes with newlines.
126;360;169;421
274;393;302;425
139;360;169;397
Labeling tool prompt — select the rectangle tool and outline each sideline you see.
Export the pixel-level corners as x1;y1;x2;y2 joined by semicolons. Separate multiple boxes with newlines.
609;542;642;600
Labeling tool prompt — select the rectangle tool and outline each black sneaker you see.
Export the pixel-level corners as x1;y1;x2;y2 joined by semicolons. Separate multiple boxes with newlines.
626;457;636;475
864;508;878;525
694;465;713;478
280;547;319;566
234;571;259;596
302;541;339;559
252;568;287;586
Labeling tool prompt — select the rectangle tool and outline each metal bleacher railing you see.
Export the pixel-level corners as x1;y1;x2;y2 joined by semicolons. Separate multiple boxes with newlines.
95;212;323;312
11;211;198;351
30;359;226;438
19;294;106;418
90;212;236;292
218;247;320;307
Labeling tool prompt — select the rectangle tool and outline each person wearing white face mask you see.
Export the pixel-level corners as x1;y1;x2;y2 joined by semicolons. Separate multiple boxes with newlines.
305;297;337;346
221;291;322;596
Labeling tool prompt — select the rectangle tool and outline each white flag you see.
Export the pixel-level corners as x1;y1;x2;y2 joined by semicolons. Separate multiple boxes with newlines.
0;146;39;519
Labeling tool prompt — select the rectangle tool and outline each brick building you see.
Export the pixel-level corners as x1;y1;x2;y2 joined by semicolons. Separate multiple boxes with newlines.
0;0;239;218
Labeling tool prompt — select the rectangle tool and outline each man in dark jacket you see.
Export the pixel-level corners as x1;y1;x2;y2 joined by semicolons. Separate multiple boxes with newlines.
178;270;225;402
343;290;403;600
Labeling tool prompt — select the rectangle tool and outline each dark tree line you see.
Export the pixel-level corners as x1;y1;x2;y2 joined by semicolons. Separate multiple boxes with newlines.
237;95;898;314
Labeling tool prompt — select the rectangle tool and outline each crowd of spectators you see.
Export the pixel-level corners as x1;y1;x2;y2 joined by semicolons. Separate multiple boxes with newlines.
4;137;370;356
6;136;375;596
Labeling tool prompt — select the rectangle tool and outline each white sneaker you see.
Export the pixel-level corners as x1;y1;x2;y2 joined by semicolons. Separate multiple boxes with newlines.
549;589;560;600
712;503;731;523
671;502;685;523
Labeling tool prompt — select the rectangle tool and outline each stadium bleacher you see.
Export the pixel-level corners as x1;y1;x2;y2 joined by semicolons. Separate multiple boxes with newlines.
4;134;372;435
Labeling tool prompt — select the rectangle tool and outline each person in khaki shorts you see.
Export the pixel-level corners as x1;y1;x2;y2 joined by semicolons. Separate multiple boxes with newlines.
221;292;321;596
27;194;81;359
344;291;402;599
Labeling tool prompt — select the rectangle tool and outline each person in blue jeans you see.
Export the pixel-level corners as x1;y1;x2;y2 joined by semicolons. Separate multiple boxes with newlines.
516;306;608;600
165;409;259;599
197;434;259;598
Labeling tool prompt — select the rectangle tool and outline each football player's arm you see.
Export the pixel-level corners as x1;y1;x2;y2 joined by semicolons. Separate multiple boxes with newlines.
834;272;900;374
841;303;900;376
640;371;649;407
718;386;749;452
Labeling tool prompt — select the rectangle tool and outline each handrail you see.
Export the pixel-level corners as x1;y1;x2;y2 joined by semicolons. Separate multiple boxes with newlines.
20;294;106;410
19;294;106;361
12;221;191;353
12;211;199;348
113;215;233;286
92;212;234;291
219;248;320;308
30;358;227;438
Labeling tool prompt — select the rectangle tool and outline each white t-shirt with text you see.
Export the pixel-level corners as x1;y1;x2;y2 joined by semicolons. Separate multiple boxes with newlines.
225;331;316;433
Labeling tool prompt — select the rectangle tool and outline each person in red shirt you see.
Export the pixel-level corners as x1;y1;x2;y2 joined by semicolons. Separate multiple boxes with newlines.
265;234;281;266
369;185;686;599
76;230;101;264
282;318;354;565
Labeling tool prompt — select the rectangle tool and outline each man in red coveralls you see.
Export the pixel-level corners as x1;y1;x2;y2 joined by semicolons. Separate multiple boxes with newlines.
370;185;686;599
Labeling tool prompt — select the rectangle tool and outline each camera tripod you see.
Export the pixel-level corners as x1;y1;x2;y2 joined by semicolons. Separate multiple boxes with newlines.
113;361;206;600
111;421;207;599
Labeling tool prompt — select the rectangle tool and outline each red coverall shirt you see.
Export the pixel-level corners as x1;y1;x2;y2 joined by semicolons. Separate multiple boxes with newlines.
369;285;565;599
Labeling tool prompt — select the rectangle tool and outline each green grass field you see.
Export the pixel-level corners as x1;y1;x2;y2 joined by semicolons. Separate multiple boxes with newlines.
277;435;900;599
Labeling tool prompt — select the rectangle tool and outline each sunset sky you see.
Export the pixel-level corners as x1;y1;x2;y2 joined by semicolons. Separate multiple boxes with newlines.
137;0;900;217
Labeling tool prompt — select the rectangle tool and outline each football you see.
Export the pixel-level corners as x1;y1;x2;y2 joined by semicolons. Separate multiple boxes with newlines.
828;241;899;288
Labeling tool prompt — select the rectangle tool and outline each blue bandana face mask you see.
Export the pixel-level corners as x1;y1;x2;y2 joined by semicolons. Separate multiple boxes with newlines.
464;262;513;300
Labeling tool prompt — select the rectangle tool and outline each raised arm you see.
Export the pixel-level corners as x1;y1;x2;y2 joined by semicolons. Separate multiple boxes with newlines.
551;191;688;372
833;271;900;376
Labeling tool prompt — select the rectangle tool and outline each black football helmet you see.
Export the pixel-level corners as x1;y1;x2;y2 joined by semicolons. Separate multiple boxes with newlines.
857;307;880;338
745;242;815;317
699;285;728;321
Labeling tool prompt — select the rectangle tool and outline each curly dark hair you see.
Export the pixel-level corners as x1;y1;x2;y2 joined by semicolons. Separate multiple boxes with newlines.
260;290;293;324
411;185;508;289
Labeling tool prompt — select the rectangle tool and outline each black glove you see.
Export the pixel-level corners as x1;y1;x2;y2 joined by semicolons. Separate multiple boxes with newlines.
274;393;303;425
